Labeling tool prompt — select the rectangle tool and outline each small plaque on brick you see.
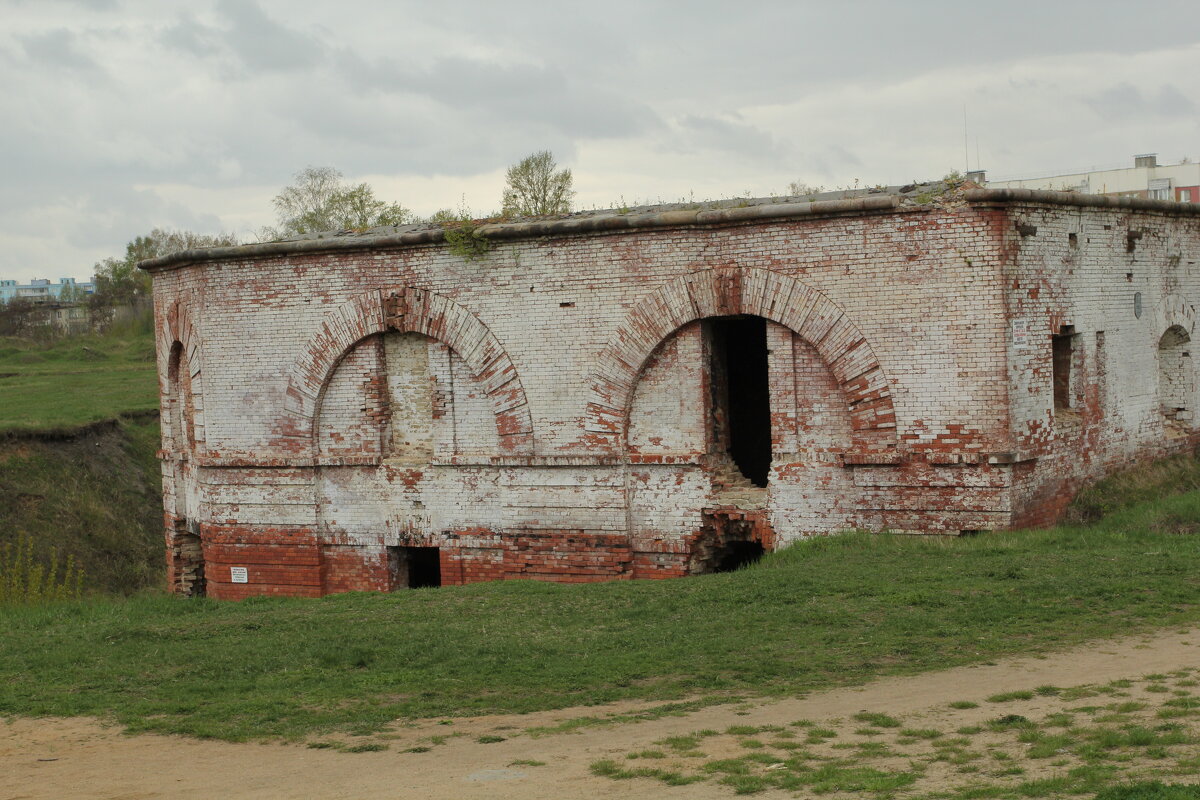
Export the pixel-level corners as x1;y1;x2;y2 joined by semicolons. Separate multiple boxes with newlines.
230;566;248;584
1012;319;1029;349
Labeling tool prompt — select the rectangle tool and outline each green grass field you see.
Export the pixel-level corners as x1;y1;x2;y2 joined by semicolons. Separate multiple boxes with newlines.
2;473;1198;742
0;326;158;434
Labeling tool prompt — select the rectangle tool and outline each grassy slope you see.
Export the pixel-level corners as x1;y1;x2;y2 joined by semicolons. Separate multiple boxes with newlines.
0;324;164;594
1;479;1198;742
0;328;158;434
0;417;164;594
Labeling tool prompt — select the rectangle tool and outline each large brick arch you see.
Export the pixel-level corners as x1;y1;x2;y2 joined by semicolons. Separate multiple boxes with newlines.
585;268;896;443
284;288;534;455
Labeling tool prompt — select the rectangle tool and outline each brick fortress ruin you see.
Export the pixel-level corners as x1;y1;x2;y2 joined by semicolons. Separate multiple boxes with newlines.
142;186;1200;599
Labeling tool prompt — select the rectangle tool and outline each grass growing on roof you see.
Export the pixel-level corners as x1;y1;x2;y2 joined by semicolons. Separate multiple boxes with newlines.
2;480;1200;742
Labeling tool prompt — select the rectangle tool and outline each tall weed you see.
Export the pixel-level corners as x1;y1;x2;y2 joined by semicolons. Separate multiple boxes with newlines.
0;530;83;605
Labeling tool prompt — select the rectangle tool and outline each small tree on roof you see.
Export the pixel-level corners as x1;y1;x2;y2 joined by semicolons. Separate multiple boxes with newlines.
501;151;574;217
266;166;413;238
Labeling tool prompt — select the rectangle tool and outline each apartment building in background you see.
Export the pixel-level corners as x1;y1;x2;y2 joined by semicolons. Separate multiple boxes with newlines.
985;154;1200;203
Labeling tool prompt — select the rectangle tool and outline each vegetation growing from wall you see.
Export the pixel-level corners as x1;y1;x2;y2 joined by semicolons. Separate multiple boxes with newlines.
439;214;492;261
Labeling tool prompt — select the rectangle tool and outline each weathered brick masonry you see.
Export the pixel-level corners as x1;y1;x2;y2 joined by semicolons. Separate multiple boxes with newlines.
142;188;1200;598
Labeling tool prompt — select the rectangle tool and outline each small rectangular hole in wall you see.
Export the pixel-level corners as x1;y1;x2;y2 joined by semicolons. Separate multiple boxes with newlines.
1068;233;1078;249
559;301;575;308
1126;231;1142;252
1052;326;1075;411
388;546;442;589
1126;273;1133;282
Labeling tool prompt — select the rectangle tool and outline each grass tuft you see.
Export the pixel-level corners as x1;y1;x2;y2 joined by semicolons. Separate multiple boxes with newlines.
853;711;902;728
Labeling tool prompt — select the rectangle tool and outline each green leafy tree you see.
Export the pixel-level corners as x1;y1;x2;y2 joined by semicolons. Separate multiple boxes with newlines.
427;208;460;224
56;283;87;303
501;151;574;217
91;228;238;307
263;166;414;239
0;297;40;337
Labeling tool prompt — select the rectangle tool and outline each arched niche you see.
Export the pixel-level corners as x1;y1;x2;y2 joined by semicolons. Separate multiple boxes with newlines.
587;268;896;452
1159;324;1196;427
283;288;533;457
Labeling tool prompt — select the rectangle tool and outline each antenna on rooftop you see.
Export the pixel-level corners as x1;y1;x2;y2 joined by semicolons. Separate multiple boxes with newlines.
963;105;969;172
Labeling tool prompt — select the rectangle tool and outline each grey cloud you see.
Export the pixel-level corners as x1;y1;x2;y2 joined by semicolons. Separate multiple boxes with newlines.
8;0;119;7
677;115;787;162
0;182;226;280
334;52;661;141
215;0;322;72
18;29;103;73
1084;82;1197;121
63;186;225;250
275;83;578;180
160;16;222;58
803;145;864;181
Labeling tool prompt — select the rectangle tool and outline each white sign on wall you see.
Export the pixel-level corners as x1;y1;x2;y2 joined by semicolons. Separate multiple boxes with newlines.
1012;319;1029;349
230;566;248;584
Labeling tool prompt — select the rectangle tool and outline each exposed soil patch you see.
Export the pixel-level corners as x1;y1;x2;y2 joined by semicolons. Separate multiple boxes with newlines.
2;626;1197;799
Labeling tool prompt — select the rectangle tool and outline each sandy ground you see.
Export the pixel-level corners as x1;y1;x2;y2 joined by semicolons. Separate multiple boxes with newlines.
3;627;1198;800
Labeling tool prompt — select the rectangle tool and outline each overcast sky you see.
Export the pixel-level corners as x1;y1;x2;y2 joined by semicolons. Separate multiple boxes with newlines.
3;0;1199;282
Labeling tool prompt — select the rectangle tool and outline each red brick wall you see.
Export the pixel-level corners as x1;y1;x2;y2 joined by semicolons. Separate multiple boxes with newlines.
146;197;1200;597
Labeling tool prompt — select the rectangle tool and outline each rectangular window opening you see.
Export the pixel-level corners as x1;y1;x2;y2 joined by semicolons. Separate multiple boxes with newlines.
1052;327;1075;411
388;545;442;589
706;316;772;487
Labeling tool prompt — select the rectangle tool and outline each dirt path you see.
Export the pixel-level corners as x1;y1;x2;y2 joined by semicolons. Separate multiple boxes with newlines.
3;627;1198;800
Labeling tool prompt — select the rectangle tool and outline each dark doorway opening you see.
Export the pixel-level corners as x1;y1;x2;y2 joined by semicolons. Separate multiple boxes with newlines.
712;540;765;573
388;546;442;589
688;512;771;575
708;316;772;486
1052;326;1074;411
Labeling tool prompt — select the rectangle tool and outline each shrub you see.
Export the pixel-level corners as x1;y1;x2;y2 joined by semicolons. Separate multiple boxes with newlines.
0;530;83;605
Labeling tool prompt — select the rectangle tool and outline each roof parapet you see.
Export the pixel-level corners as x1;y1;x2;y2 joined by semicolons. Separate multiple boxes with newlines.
963;187;1200;213
139;188;1200;272
138;195;902;271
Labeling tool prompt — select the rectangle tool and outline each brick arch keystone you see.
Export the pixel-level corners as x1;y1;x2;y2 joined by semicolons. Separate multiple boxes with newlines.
585;268;896;444
284;288;533;455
